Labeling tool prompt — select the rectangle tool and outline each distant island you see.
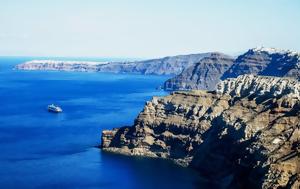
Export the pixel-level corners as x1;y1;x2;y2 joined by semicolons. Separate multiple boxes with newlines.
15;53;213;75
16;60;110;72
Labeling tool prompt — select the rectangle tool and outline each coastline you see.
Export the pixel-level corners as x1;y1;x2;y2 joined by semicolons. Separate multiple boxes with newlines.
100;75;300;188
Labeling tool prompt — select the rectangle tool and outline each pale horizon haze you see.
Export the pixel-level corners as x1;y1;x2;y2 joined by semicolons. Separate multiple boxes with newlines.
0;0;299;58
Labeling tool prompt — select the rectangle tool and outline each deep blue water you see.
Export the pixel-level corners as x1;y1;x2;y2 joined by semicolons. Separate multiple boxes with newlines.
0;57;204;189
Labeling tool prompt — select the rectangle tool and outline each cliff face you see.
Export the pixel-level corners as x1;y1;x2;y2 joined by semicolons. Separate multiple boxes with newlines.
222;47;300;80
16;53;213;75
164;47;300;91
164;53;234;91
98;53;213;75
101;75;300;189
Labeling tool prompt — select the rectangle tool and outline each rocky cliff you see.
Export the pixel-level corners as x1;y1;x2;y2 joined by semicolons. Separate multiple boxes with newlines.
15;53;213;75
222;47;300;80
164;47;300;91
101;75;300;189
98;53;213;75
164;53;234;91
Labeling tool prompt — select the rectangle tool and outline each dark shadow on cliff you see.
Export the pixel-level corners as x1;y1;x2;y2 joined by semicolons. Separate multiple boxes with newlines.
189;115;268;189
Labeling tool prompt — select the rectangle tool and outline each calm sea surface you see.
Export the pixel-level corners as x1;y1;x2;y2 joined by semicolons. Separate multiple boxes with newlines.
0;57;205;189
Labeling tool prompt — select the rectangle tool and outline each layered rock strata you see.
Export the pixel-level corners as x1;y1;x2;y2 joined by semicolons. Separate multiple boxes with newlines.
222;47;300;80
101;75;300;189
164;52;234;91
164;47;300;91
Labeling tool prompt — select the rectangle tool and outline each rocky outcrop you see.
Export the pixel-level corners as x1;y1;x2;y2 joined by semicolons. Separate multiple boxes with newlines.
15;53;213;75
101;75;300;188
164;47;300;91
217;74;300;99
164;53;234;91
222;47;300;80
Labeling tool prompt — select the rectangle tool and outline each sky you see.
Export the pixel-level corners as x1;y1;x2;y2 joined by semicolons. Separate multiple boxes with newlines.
0;0;299;58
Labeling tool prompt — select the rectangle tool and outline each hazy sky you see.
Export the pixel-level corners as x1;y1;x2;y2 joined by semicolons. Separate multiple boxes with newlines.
0;0;299;58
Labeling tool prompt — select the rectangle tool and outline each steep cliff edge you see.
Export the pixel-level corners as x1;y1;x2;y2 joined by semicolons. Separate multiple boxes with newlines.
164;52;234;91
221;47;300;80
15;53;213;75
101;75;300;188
164;47;300;91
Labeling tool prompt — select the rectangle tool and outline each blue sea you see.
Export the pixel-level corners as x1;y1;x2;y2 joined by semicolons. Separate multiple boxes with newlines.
0;57;205;189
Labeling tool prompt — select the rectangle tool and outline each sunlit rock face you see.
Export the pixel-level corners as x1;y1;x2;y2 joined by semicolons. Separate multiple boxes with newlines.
102;75;300;189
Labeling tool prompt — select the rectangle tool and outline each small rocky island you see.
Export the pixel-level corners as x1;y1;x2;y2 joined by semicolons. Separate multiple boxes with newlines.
101;75;300;188
15;60;110;72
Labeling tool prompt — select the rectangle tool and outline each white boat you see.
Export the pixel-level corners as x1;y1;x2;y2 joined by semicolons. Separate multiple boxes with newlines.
47;104;62;113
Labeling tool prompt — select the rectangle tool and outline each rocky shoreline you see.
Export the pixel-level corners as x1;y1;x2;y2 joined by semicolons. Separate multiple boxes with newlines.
14;48;300;188
101;75;300;188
